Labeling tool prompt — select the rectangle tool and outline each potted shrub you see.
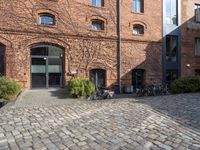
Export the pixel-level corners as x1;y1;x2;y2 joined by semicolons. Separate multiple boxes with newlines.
0;76;21;101
68;78;95;98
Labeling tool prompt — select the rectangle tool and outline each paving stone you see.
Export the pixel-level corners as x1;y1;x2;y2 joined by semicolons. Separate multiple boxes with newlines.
0;93;200;149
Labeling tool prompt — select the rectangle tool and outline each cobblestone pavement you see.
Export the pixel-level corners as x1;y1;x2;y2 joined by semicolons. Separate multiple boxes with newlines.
8;89;77;108
0;94;200;150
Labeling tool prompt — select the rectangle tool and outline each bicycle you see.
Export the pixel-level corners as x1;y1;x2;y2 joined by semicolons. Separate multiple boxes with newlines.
88;86;115;100
136;84;170;97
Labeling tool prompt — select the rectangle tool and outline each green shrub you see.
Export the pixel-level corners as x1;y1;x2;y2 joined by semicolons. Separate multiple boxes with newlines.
68;78;95;98
170;76;200;94
0;76;21;101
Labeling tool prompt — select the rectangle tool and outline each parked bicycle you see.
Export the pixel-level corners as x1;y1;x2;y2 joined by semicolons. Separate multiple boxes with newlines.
88;86;115;100
136;84;170;97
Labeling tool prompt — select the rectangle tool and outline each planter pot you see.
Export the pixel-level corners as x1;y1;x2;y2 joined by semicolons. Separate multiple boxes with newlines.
0;99;7;108
79;96;87;100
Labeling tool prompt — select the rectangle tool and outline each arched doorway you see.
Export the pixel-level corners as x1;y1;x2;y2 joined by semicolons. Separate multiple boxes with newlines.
30;44;64;88
132;69;145;89
90;69;106;88
0;44;5;76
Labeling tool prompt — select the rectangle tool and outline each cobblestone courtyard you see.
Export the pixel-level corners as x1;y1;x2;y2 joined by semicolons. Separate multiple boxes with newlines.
0;92;200;150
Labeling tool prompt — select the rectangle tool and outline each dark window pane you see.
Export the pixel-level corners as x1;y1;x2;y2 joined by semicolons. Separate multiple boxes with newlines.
195;38;200;56
90;69;106;88
31;45;63;56
31;58;46;88
92;20;104;30
31;46;48;56
171;36;178;61
166;70;178;85
133;24;144;34
0;45;5;76
48;46;63;56
166;35;178;62
195;69;200;75
166;36;171;61
48;58;62;87
132;69;145;89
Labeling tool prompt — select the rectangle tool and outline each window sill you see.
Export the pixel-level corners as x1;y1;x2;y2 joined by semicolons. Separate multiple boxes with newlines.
38;24;56;28
131;12;144;15
88;5;106;9
90;29;106;33
132;33;144;36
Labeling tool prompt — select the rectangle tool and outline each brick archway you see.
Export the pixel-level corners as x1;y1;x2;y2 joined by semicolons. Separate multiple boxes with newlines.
20;37;70;89
30;44;65;88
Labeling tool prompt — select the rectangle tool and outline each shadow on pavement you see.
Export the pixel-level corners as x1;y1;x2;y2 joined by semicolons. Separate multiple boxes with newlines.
49;88;72;99
134;93;200;134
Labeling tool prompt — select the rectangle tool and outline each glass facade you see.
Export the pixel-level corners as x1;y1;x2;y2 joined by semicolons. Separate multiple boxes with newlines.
163;0;180;84
166;35;178;62
166;0;177;25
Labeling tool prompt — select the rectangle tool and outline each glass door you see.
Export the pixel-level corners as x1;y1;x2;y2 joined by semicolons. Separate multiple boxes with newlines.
90;69;106;88
31;44;64;88
132;69;145;89
48;58;63;88
31;57;47;88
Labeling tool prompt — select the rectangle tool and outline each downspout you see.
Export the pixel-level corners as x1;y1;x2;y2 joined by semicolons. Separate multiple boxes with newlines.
117;0;122;93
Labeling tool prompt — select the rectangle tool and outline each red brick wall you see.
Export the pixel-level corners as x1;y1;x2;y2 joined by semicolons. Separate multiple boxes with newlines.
0;0;163;89
120;0;163;85
181;0;200;77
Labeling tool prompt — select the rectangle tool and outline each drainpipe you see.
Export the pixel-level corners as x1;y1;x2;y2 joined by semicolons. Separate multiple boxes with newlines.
117;0;122;93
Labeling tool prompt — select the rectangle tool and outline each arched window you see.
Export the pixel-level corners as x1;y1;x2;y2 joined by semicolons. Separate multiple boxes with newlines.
39;13;55;26
91;19;105;31
133;24;144;35
0;44;5;76
92;0;104;7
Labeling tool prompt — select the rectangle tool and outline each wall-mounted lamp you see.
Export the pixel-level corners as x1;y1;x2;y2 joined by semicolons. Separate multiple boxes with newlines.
186;64;191;67
67;70;78;77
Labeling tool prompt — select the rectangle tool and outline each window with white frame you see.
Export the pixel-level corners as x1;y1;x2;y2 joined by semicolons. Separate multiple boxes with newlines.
92;0;104;7
132;0;144;13
39;14;55;25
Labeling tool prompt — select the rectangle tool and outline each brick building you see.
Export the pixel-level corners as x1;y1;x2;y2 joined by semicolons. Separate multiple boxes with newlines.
0;0;198;91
